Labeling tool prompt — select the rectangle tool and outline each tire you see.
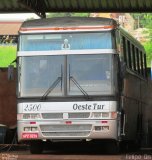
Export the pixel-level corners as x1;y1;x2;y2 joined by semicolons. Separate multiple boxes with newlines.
105;140;120;155
30;141;43;154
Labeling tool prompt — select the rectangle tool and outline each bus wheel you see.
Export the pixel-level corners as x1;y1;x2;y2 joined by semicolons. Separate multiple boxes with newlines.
30;141;43;154
105;140;120;154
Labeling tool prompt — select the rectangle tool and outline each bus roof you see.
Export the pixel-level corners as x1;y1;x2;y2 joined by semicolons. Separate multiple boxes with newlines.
20;17;117;32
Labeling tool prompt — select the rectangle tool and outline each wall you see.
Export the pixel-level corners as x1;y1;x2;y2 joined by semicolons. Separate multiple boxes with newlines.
0;68;16;128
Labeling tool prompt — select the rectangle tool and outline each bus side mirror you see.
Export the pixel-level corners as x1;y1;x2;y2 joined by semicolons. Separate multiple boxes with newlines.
120;62;127;79
8;65;14;80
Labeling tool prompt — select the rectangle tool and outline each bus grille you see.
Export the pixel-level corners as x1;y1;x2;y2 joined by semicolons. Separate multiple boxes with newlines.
41;112;90;119
42;132;90;137
40;124;92;137
40;124;92;132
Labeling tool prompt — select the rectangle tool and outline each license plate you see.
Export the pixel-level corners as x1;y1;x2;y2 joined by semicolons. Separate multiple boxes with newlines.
22;133;38;139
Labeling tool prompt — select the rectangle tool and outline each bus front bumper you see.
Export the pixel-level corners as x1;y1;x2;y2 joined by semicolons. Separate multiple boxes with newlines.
18;119;118;142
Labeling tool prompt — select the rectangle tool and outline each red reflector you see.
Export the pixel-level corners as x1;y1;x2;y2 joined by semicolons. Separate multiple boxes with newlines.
65;121;72;125
30;122;36;124
22;133;38;139
101;121;108;123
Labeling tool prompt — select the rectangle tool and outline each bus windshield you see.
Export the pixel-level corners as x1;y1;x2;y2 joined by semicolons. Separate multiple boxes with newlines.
19;32;113;51
19;54;114;97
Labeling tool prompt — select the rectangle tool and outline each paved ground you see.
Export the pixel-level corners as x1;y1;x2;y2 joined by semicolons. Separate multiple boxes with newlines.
0;144;152;160
1;150;152;160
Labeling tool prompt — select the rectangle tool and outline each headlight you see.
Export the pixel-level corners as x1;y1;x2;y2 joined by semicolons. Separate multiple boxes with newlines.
24;127;38;131
24;127;31;131
93;113;102;118
31;127;38;131
102;112;109;118
23;114;31;119
101;126;109;131
31;114;41;119
22;113;41;119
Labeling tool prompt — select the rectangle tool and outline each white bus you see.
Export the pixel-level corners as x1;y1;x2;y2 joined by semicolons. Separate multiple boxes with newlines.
17;17;152;154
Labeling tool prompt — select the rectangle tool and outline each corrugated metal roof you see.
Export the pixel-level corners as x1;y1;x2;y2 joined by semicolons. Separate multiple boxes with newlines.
43;0;152;12
0;0;25;13
0;0;152;17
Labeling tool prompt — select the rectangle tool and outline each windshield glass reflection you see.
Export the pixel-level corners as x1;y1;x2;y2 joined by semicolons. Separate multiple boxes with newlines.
19;54;114;97
20;56;64;97
68;54;113;95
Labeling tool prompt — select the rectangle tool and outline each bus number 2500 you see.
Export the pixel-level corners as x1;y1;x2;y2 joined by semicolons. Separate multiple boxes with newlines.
24;104;41;112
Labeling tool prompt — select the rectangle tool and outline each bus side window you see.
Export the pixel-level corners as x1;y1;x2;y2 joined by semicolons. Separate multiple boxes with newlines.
143;53;147;78
132;44;136;72
136;48;140;74
142;53;147;78
139;51;143;76
127;40;132;69
122;36;127;64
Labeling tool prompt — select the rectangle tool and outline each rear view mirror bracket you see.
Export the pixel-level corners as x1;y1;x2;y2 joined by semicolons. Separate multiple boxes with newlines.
8;65;14;80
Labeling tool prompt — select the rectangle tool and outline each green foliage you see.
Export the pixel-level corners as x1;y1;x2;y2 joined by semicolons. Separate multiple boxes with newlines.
70;13;90;17
131;13;152;66
0;45;16;67
143;41;152;67
131;13;152;28
47;12;89;18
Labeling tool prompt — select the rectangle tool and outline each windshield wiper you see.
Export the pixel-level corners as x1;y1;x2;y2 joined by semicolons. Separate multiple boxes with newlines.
41;77;62;100
41;65;63;100
70;76;91;100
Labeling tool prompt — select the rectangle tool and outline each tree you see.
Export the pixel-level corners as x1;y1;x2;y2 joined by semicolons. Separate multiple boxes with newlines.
143;41;152;67
131;13;152;28
131;13;152;66
47;12;89;18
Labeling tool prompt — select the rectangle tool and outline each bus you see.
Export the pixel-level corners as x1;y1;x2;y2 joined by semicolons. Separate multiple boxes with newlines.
16;17;152;154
